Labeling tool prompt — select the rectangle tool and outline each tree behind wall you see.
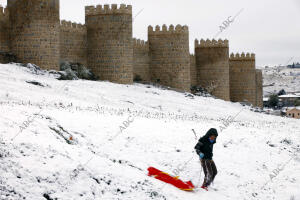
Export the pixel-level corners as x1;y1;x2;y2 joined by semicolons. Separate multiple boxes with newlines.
268;94;279;108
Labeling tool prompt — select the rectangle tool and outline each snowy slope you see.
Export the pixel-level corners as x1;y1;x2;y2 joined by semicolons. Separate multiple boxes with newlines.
262;66;300;96
0;63;300;200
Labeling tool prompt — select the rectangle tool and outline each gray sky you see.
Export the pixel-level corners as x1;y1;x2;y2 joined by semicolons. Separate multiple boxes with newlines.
1;0;299;67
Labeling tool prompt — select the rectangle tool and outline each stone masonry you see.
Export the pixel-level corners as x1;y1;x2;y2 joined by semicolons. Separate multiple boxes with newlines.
133;38;150;81
195;39;230;101
59;20;87;66
0;1;263;105
190;54;197;87
7;0;60;70
0;7;10;63
85;4;133;84
148;25;191;91
255;69;263;108
0;8;9;50
229;53;257;106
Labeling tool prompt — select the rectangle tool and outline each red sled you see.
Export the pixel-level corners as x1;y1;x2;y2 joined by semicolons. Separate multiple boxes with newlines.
147;167;195;191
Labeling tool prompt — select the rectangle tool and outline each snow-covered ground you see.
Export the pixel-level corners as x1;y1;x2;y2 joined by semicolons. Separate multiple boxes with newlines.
262;66;300;96
0;63;299;200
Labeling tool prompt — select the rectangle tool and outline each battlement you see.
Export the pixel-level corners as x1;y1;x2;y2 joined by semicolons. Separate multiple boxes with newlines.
148;24;189;34
133;38;149;50
60;20;86;30
195;39;229;48
0;7;9;19
85;4;132;16
7;0;59;10
230;52;255;61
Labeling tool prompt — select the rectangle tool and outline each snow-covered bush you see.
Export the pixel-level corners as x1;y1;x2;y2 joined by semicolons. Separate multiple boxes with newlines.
58;68;79;80
59;61;97;80
190;85;213;97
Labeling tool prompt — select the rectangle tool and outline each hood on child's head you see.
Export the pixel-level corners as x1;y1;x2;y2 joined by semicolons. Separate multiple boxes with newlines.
205;128;218;138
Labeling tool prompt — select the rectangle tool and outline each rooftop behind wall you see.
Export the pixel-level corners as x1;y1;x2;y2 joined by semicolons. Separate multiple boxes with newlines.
85;4;132;15
195;39;229;48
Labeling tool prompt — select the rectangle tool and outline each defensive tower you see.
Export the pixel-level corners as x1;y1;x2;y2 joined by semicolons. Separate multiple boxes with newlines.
0;7;9;53
229;52;257;106
7;0;60;70
148;24;191;91
0;7;10;63
195;39;230;100
85;4;133;84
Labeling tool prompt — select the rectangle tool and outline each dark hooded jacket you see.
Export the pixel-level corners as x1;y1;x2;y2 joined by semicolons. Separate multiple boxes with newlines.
194;128;218;160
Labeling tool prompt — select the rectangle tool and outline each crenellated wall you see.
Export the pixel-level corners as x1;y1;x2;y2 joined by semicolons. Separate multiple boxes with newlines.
190;54;197;87
0;1;263;106
148;24;191;91
255;69;263;108
229;52;257;106
195;39;230;101
7;0;60;70
133;38;150;81
59;20;87;66
85;4;133;84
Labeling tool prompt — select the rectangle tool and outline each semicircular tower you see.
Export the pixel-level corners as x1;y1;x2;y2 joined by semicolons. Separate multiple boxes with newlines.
85;4;133;84
148;24;191;91
7;0;60;70
229;52;257;105
195;39;230;101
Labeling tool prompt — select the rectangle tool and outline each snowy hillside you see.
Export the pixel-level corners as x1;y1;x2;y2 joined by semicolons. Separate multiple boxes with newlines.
0;63;300;200
263;66;300;96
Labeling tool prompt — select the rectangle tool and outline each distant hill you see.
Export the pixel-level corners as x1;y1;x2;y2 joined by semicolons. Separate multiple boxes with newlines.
262;66;300;96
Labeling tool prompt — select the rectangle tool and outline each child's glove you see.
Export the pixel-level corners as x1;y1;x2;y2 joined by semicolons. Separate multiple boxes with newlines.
199;153;204;159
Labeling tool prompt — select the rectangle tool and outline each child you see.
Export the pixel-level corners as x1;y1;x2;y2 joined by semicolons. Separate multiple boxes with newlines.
194;128;218;190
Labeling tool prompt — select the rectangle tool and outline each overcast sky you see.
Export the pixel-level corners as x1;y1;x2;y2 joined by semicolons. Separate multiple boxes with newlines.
1;0;299;67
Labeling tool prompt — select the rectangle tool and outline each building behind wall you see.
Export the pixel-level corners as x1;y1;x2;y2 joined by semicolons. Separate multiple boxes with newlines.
195;39;230;101
286;108;300;119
